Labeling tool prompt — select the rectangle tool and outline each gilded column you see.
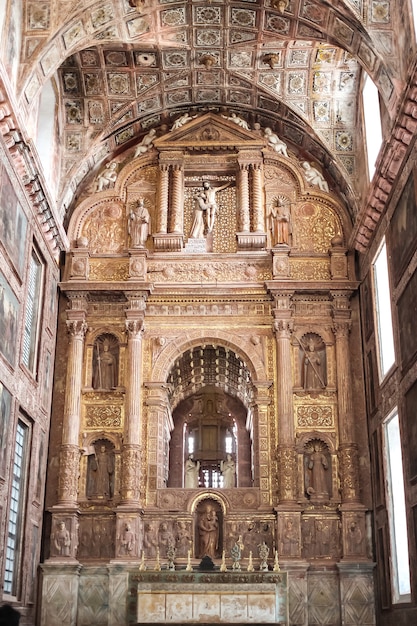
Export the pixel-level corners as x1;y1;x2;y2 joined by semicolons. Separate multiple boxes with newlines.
121;291;147;504
58;293;88;506
238;164;250;232
332;291;360;503
272;291;297;503
157;164;169;233
171;165;183;233
252;163;264;232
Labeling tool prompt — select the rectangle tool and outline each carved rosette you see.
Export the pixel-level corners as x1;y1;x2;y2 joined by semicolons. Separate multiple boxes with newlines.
276;445;297;501
120;444;141;502
338;443;360;502
58;444;80;504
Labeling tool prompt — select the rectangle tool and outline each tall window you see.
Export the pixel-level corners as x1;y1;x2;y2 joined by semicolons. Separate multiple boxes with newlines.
4;420;29;596
22;248;44;373
412;0;417;41
383;410;411;603
363;74;382;180
372;240;395;379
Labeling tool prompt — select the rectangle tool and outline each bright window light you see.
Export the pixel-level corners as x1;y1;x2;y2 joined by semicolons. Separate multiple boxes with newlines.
372;240;395;379
363;74;382;180
383;411;411;603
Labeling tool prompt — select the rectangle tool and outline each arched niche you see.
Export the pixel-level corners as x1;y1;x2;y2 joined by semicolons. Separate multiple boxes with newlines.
167;385;252;490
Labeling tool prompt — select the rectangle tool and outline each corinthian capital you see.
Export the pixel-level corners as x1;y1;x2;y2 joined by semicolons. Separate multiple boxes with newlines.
66;319;88;339
125;318;144;338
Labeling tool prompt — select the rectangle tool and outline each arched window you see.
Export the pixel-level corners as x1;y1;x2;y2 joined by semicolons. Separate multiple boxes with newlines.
362;74;382;181
36;79;58;193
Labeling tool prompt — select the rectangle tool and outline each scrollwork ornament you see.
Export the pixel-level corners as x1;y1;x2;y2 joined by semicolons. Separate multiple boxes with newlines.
276;445;297;501
58;444;80;502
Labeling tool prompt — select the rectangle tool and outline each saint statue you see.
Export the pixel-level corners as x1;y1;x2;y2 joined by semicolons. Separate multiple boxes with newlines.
302;338;326;391
197;502;219;559
87;443;115;498
220;454;236;488
269;197;291;246
129;198;151;248
306;442;329;500
185;455;200;488
92;337;117;390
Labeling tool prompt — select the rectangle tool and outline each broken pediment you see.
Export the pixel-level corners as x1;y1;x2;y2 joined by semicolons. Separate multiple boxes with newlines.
153;112;265;152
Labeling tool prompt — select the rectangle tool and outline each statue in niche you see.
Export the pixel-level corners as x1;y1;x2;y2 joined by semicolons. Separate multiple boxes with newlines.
87;442;115;499
185;455;200;488
143;522;158;557
175;521;191;557
53;521;71;556
305;440;330;501
220;453;236;488
347;518;364;555
281;517;299;556
119;523;136;556
194;180;233;234
300;334;326;391
128;198;151;248
92;335;118;390
197;501;220;559
158;522;175;557
268;196;291;246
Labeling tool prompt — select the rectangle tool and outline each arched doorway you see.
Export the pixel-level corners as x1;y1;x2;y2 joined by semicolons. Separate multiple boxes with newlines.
166;344;254;490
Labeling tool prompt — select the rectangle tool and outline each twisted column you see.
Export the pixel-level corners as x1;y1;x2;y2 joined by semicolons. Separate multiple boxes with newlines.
252;164;264;232
157;164;169;233
171;165;183;233
238;164;250;232
58;295;88;506
332;292;361;503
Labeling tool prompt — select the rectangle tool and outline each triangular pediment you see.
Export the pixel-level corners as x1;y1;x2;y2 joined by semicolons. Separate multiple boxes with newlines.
153;112;265;151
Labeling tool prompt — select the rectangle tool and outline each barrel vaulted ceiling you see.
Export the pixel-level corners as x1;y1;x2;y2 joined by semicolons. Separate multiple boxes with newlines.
8;1;414;241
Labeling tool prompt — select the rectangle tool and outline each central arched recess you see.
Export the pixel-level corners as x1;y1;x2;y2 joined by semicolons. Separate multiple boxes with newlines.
167;344;255;490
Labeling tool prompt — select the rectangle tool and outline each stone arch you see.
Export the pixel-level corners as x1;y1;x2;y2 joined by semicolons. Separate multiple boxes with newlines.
150;330;267;387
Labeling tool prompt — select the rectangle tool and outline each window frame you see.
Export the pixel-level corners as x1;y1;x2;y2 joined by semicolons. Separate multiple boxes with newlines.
382;409;411;604
21;245;45;375
3;418;31;598
372;239;396;381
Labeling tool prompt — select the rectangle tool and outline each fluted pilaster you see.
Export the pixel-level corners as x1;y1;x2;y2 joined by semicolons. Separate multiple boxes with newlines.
58;297;88;506
332;292;361;503
121;292;148;504
272;291;296;502
157;164;169;233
